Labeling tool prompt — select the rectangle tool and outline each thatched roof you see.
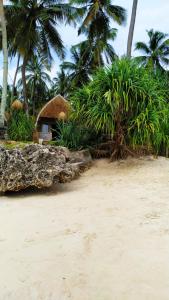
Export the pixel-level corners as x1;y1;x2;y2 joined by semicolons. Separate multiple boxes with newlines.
35;95;70;127
11;99;23;110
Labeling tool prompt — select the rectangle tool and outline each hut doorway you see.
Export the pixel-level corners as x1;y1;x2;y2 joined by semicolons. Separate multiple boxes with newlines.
34;95;69;142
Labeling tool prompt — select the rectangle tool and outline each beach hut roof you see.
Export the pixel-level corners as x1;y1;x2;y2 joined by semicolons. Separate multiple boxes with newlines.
35;95;69;127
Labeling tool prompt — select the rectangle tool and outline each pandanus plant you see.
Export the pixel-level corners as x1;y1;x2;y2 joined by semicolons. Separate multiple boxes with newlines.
71;59;169;159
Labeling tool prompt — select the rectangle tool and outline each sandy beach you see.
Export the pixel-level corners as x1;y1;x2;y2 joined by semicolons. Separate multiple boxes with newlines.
0;157;169;300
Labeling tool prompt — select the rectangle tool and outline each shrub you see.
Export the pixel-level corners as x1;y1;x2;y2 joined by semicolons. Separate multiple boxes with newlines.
56;121;99;150
71;58;169;159
8;111;34;141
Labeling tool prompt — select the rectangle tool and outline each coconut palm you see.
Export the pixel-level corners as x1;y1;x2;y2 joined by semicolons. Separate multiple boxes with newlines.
51;69;70;98
78;27;118;68
135;29;169;70
127;0;138;57
69;0;125;82
17;55;51;115
5;0;76;112
61;43;92;88
61;27;117;89
0;0;8;126
72;0;126;40
11;54;20;103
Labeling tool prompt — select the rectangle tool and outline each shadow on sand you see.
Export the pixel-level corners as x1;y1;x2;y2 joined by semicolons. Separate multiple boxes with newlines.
0;180;81;201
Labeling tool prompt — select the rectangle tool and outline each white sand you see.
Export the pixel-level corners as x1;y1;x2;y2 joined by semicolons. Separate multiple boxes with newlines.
0;157;169;300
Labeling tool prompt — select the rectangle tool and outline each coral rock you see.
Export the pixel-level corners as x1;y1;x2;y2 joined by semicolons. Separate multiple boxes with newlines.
0;145;80;192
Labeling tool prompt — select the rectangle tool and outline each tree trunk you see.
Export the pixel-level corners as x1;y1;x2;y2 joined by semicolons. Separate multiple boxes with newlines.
11;54;20;103
31;80;35;116
0;0;8;126
127;0;138;58
22;56;29;115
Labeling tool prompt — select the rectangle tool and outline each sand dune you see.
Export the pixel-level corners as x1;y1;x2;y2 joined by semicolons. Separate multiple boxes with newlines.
0;157;169;300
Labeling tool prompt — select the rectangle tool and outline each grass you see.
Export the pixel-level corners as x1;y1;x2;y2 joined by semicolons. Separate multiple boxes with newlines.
0;141;33;149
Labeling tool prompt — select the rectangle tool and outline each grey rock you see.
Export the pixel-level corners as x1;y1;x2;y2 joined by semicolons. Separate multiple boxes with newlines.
70;149;92;170
0;144;80;192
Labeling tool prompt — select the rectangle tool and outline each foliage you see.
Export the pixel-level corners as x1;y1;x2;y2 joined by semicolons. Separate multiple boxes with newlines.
71;58;169;159
83;28;118;67
71;0;126;40
56;121;99;150
61;0;126;90
61;44;92;89
5;0;77;61
4;0;78;107
8;110;34;141
0;141;33;150
1;0;127;111
61;28;118;91
135;29;169;70
17;55;51;114
50;69;70;98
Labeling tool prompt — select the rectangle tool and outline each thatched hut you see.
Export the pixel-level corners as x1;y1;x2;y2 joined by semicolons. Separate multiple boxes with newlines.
34;95;70;142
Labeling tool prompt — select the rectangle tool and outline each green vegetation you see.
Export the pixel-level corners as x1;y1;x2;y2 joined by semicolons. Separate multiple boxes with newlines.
0;141;32;150
17;55;52;115
1;1;169;160
1;0;127;114
71;59;169;159
8;111;34;141
135;29;169;70
56;121;99;150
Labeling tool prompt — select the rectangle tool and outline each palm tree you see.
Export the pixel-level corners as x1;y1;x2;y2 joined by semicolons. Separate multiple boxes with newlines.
61;27;117;89
51;69;70;98
72;0;126;40
0;0;8;126
17;55;51;115
11;54;20;103
5;0;76;112
61;43;92;89
135;29;169;70
80;28;117;68
127;0;138;57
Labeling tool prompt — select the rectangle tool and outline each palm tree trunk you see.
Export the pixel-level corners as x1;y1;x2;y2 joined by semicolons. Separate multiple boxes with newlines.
22;56;29;115
11;54;20;103
127;0;138;58
0;0;8;126
31;81;35;116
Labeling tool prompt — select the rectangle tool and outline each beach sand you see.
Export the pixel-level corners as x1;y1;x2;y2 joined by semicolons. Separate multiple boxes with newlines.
0;157;169;300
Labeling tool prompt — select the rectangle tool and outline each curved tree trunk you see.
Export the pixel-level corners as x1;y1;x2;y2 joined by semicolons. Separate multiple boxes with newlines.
22;56;29;115
0;0;8;126
127;0;138;58
11;54;20;104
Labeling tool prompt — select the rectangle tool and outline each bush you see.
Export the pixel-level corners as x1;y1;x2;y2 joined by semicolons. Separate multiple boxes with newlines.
8;110;34;141
56;121;99;150
71;58;169;159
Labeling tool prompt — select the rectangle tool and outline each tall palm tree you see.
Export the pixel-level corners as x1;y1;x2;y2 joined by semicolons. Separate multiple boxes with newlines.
0;0;8;126
72;0;126;40
135;29;169;70
11;54;20;102
61;27;117;89
5;0;76;112
127;0;138;57
77;27;118;68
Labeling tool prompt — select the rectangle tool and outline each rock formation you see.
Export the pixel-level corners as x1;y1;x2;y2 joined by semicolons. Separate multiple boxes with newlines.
0;144;92;193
